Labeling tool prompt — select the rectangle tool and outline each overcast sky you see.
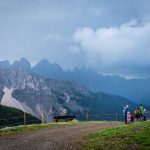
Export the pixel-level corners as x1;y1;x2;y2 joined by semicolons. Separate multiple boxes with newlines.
0;0;150;78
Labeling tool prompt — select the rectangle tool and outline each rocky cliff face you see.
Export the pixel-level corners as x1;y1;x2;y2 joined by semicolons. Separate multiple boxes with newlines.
0;60;91;121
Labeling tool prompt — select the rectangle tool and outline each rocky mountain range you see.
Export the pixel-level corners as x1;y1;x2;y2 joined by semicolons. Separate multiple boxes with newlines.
0;58;148;122
31;59;150;106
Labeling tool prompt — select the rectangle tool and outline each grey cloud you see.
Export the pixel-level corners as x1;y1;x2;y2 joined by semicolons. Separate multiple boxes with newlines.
73;21;150;78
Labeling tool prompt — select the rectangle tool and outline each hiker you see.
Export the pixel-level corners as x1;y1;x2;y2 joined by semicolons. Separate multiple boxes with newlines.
143;109;147;121
130;112;135;123
123;105;129;124
123;107;126;114
139;104;144;121
135;108;140;121
123;106;126;123
127;111;131;123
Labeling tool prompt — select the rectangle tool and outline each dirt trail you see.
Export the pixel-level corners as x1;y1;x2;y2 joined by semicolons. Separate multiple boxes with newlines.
0;122;123;150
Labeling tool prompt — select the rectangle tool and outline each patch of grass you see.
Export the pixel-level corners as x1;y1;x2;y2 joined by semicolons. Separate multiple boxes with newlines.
0;121;103;136
81;121;150;150
0;122;75;136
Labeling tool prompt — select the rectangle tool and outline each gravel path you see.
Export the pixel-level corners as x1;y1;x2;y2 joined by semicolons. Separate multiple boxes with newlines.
0;122;122;150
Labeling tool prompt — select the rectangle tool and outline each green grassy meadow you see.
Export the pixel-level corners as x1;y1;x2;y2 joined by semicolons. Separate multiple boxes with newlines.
0;121;102;136
81;121;150;150
0;122;76;136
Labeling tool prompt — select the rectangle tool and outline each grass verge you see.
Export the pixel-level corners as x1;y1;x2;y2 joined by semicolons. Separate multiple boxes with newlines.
0;122;78;136
81;121;150;150
0;121;102;136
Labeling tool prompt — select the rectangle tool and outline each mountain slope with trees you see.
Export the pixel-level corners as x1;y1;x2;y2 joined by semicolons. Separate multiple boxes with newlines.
0;105;41;127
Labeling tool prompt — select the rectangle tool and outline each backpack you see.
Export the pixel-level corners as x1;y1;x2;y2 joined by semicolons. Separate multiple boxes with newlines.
139;106;144;114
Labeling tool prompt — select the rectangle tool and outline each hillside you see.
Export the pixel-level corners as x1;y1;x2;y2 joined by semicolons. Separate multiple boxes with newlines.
82;121;150;150
0;105;41;127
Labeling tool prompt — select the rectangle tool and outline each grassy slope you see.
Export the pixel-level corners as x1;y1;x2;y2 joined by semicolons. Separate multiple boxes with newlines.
0;122;77;136
0;105;41;127
0;121;102;136
81;121;150;150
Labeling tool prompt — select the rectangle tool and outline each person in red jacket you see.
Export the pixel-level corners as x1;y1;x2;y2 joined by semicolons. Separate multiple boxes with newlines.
130;112;135;123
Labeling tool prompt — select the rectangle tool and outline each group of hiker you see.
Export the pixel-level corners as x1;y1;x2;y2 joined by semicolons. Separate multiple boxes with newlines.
123;104;147;124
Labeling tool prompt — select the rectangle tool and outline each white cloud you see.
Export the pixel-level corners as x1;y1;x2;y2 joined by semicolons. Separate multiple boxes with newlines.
73;20;150;76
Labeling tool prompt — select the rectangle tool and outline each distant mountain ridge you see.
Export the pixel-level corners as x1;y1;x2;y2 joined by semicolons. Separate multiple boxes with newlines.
0;58;150;107
0;58;143;122
12;57;31;71
31;58;150;106
32;59;64;79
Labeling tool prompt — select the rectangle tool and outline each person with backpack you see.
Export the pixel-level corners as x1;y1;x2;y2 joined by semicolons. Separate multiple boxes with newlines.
130;112;135;123
139;104;144;121
143;109;147;121
123;107;126;114
123;105;129;124
135;108;140;121
127;111;131;123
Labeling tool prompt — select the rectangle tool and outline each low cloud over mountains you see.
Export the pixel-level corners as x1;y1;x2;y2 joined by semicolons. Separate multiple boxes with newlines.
73;20;150;78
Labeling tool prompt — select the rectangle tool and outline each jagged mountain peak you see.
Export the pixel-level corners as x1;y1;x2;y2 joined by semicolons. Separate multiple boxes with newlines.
34;59;62;69
20;57;30;64
12;57;31;71
37;59;50;65
32;59;63;79
0;60;10;69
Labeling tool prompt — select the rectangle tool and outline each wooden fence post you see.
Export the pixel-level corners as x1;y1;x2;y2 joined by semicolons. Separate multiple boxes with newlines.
116;112;118;121
86;112;89;121
24;112;26;125
42;111;45;124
